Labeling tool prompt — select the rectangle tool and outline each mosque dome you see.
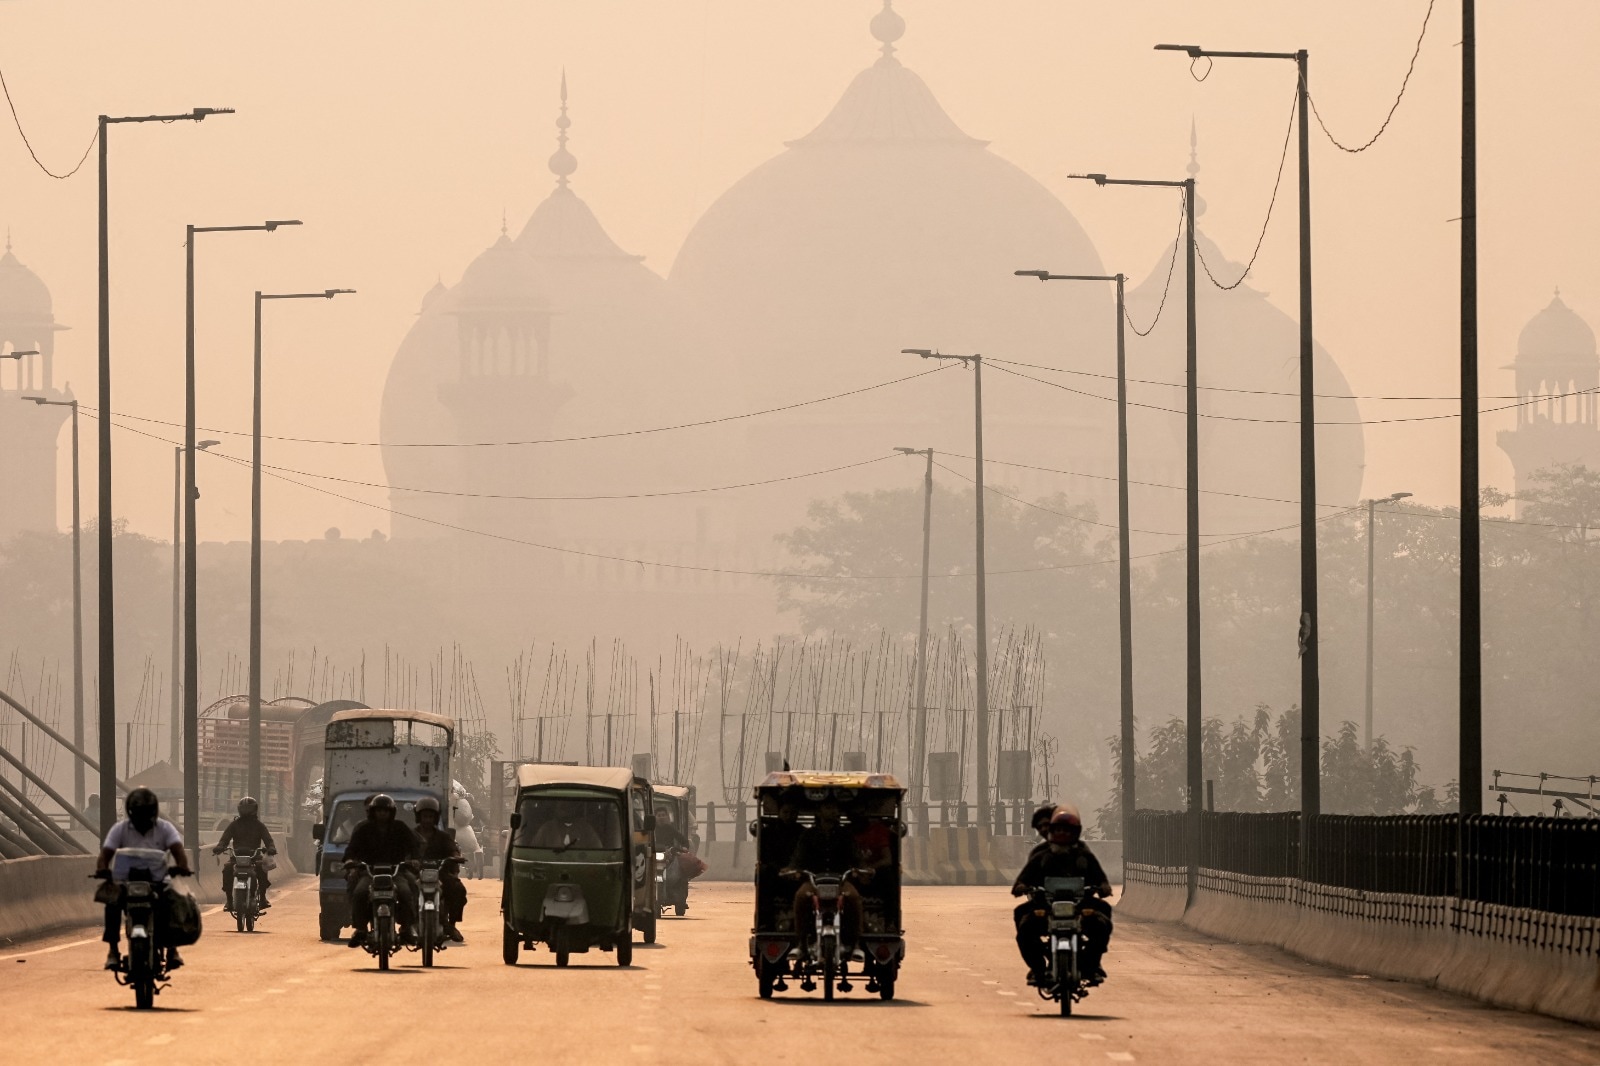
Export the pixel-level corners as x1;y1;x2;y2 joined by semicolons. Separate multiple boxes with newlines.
0;240;54;323
1517;291;1595;367
669;3;1114;516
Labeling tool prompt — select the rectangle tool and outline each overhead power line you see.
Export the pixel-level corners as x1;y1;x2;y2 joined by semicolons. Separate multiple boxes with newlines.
1195;84;1299;292
0;62;98;179
1309;0;1436;153
1125;193;1187;337
80;365;951;448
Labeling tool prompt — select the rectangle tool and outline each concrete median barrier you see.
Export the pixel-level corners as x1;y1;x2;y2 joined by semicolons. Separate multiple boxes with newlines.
0;855;233;947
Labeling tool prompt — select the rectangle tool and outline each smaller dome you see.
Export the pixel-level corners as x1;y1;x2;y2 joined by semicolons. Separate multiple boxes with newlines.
0;242;53;320
418;278;449;313
453;233;548;310
1517;291;1596;365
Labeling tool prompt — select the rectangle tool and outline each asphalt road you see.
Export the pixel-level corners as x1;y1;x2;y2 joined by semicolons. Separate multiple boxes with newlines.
3;878;1598;1065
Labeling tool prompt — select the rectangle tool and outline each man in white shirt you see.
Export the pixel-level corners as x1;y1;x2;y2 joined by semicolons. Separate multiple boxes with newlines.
95;787;191;971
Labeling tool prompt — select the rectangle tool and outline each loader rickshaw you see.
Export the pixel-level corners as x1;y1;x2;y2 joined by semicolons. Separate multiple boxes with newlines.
748;771;906;1001
501;765;656;967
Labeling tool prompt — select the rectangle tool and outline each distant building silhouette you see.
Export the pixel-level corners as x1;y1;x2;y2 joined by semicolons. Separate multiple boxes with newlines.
1496;290;1600;516
0;236;71;541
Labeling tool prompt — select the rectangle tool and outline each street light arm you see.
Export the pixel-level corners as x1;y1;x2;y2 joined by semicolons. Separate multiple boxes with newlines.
260;289;355;301
106;108;234;125
1070;174;1186;189
1157;44;1299;60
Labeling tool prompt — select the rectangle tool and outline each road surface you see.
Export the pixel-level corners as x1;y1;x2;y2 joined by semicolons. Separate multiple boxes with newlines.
3;878;1597;1065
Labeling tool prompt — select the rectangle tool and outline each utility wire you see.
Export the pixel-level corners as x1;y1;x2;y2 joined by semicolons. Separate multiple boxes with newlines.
989;360;1600;427
1195;84;1299;292
1308;0;1435;153
985;356;1527;403
249;453;897;501
1125;194;1186;337
0;63;97;180
80;365;951;448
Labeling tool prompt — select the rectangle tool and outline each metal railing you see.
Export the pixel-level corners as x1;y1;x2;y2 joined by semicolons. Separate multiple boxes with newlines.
1127;809;1600;918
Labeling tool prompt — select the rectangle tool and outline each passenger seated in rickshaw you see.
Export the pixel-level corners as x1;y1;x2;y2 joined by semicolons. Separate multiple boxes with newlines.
757;802;804;926
849;813;897;928
782;799;864;950
527;807;604;849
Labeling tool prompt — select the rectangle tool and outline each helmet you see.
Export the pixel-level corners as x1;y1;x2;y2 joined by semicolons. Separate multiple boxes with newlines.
237;796;259;817
126;787;159;830
1048;806;1083;836
1031;804;1057;832
367;793;396;814
415;796;441;816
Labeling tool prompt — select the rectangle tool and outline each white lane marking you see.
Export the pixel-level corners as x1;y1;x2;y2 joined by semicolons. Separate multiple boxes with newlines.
144;1035;175;1046
265;988;286;994
982;979;999;985
996;990;1017;996
1107;1054;1135;1063
1078;1034;1106;1041
286;977;305;983
629;1046;654;1054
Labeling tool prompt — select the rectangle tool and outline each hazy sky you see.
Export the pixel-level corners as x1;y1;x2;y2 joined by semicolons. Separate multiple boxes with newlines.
1;1;1595;545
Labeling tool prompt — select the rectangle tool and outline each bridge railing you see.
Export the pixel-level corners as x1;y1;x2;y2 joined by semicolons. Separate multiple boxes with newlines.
1128;809;1600;917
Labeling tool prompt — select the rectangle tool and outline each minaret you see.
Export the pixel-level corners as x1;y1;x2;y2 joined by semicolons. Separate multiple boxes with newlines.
0;235;71;540
1496;289;1600;516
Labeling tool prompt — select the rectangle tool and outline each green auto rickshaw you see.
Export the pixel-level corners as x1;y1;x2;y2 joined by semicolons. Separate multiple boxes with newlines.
501;764;656;967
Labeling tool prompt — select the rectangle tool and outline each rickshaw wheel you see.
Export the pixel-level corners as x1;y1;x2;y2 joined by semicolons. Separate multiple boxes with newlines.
674;902;687;917
501;925;519;966
878;972;897;1000
641;913;657;944
757;960;776;999
555;949;570;967
616;938;633;967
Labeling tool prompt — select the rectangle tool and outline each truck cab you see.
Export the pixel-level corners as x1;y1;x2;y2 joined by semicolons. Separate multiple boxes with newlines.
313;709;455;941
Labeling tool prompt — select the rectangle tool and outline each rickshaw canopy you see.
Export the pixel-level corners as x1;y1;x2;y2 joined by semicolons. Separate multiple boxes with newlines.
516;764;636;792
755;771;905;793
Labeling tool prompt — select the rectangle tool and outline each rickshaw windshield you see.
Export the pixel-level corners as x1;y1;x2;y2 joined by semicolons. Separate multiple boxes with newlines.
515;794;623;850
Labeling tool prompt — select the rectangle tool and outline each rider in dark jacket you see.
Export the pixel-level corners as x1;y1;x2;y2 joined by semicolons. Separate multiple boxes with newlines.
343;794;421;948
212;796;277;907
1010;806;1114;985
412;796;467;943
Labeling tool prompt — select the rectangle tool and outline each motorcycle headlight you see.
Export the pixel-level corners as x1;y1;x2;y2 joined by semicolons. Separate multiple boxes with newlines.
1050;900;1076;919
126;881;152;898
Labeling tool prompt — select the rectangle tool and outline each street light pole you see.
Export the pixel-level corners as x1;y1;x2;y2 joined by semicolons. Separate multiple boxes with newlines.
902;350;991;826
19;391;80;807
96;105;232;836
1459;0;1482;817
184;220;298;852
1157;35;1322;855
248;290;354;799
1070;171;1198;900
1015;270;1135;839
895;446;934;814
1364;492;1413;751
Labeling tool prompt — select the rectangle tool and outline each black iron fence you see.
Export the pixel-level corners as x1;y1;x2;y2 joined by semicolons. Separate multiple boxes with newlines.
1127;809;1600;918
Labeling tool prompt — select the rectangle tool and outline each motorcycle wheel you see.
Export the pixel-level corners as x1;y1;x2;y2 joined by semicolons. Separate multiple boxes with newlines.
246;905;256;933
376;917;394;972
235;889;247;932
757;959;775;999
822;939;836;1001
674;902;687;917
129;946;154;1009
501;925;519;966
1056;949;1074;1016
421;911;437;968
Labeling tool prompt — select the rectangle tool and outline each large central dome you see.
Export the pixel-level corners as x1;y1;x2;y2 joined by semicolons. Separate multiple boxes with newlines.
670;5;1114;505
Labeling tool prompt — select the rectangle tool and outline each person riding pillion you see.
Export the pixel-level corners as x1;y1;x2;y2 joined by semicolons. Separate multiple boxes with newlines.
212;796;277;909
412;795;468;942
94;787;192;972
343;793;421;948
1010;805;1114;986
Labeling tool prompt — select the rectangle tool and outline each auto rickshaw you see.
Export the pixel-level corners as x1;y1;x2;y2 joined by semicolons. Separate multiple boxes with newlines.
501;765;657;967
748;770;906;1001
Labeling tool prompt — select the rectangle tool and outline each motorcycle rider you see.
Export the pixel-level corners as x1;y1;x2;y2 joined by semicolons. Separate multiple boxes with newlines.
783;798;864;952
412;796;468;943
94;787;192;972
211;796;277;909
342;793;421;948
1010;805;1114;987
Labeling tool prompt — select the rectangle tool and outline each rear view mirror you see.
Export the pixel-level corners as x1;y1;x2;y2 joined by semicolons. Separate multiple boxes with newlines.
509;813;522;832
748;820;758;839
312;823;324;842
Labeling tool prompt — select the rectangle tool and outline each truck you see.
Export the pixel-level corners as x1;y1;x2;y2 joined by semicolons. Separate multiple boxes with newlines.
311;708;456;941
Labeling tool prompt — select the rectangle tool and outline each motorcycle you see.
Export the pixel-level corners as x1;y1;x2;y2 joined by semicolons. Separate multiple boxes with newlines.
655;846;690;917
352;862;404;971
102;847;186;1010
411;860;452;968
220;846;268;932
787;869;869;1002
1028;876;1101;1016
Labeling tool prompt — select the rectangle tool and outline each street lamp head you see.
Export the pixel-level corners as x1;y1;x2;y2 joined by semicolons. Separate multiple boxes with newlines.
1389;492;1413;502
2;348;40;359
190;107;236;121
197;440;222;451
20;395;47;404
901;348;934;358
894;446;919;455
263;220;303;232
1014;270;1050;280
1067;173;1108;186
1154;43;1204;57
324;288;355;298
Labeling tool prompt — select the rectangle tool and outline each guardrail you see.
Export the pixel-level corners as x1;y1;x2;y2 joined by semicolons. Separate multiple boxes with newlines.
1127;809;1600;918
